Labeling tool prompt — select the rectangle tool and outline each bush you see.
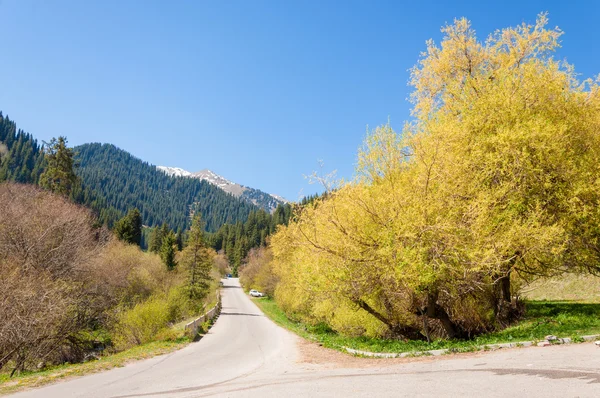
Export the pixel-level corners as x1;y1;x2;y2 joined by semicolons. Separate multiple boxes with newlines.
0;183;110;373
113;297;170;348
239;247;278;297
0;183;218;374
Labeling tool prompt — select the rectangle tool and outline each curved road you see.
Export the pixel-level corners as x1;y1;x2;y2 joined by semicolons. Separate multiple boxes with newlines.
10;278;600;397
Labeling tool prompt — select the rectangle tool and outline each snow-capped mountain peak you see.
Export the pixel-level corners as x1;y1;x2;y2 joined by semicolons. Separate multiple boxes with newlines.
156;166;192;178
191;169;237;191
156;166;288;212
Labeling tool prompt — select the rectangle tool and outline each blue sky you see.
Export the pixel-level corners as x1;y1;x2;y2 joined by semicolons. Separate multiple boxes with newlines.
1;0;598;201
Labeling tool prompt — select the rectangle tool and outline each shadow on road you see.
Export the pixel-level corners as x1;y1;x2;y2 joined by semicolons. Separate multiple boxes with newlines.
220;312;262;317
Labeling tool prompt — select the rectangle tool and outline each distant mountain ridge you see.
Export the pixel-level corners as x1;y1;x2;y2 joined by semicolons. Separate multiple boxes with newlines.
157;166;287;213
73;144;259;232
0;111;277;233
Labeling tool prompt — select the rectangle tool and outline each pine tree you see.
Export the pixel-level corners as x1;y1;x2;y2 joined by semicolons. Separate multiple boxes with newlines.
39;136;77;196
160;231;177;270
114;208;142;246
149;222;169;253
148;226;162;253
175;228;184;251
181;214;212;300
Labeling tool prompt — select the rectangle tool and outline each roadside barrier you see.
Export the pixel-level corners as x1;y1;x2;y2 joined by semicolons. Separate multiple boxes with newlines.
185;290;221;337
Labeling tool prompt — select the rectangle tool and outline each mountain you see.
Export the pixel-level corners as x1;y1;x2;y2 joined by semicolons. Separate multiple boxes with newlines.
0;111;277;233
73;144;260;232
157;166;287;213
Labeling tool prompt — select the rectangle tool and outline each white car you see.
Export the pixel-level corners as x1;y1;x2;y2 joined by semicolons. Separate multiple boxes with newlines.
249;289;263;297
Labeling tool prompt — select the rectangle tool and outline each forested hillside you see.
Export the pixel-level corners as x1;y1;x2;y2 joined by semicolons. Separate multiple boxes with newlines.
0;113;45;184
158;167;287;213
240;187;284;213
206;203;292;273
0;113;262;232
74;143;258;231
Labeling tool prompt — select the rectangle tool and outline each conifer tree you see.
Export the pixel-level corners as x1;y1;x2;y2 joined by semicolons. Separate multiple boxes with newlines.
148;226;162;253
175;228;184;251
181;214;212;300
149;222;169;253
114;208;142;246
160;231;177;270
39;136;77;196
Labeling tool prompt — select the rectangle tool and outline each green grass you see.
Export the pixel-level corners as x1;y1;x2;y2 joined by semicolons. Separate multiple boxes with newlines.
0;338;190;395
253;298;600;355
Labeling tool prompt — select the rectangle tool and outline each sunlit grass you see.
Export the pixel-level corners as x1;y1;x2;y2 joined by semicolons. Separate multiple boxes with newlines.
522;274;600;303
254;298;600;355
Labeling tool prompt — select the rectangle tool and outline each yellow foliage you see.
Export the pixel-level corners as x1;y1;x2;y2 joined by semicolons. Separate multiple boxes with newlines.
113;296;170;348
271;14;600;340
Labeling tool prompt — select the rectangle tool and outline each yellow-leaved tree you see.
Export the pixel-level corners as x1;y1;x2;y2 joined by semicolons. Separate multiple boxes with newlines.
271;13;600;340
409;12;600;323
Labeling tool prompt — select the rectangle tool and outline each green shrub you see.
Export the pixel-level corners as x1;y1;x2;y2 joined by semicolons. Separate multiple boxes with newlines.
113;297;170;348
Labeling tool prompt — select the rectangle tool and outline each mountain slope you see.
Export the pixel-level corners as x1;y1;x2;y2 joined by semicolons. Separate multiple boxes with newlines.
0;112;46;184
74;143;259;232
158;166;287;213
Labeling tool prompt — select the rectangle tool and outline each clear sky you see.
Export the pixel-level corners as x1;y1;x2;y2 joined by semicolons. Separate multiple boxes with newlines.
1;0;598;201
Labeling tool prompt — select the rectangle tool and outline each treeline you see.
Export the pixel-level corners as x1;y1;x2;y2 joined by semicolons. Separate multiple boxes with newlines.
206;204;292;274
133;203;291;274
246;15;600;341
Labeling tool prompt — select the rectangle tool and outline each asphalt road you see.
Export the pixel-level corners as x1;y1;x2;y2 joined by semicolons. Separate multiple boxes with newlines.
10;278;600;397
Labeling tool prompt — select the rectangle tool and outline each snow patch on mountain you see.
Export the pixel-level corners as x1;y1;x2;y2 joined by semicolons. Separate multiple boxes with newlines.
191;169;243;195
270;194;289;204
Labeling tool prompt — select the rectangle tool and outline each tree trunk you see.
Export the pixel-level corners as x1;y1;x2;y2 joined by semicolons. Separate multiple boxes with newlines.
423;292;467;339
494;267;518;326
356;299;424;341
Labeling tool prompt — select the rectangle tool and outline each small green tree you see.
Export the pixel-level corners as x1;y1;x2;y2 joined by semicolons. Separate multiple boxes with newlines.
39;136;77;196
160;231;177;270
114;208;142;246
181;214;213;299
175;228;184;251
149;222;169;253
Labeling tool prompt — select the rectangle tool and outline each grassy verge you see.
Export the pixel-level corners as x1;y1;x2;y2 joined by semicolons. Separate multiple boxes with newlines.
254;298;600;355
0;338;190;395
0;287;223;395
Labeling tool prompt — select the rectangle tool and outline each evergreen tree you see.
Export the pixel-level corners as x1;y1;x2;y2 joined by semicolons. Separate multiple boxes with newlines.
0;113;45;184
175;228;184;251
39;136;77;196
114;208;142;246
148;226;163;253
181;214;212;300
149;222;169;253
160;223;170;244
160;231;177;270
205;204;293;271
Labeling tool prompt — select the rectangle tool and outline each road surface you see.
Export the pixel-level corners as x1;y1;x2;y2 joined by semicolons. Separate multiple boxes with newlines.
9;278;600;397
